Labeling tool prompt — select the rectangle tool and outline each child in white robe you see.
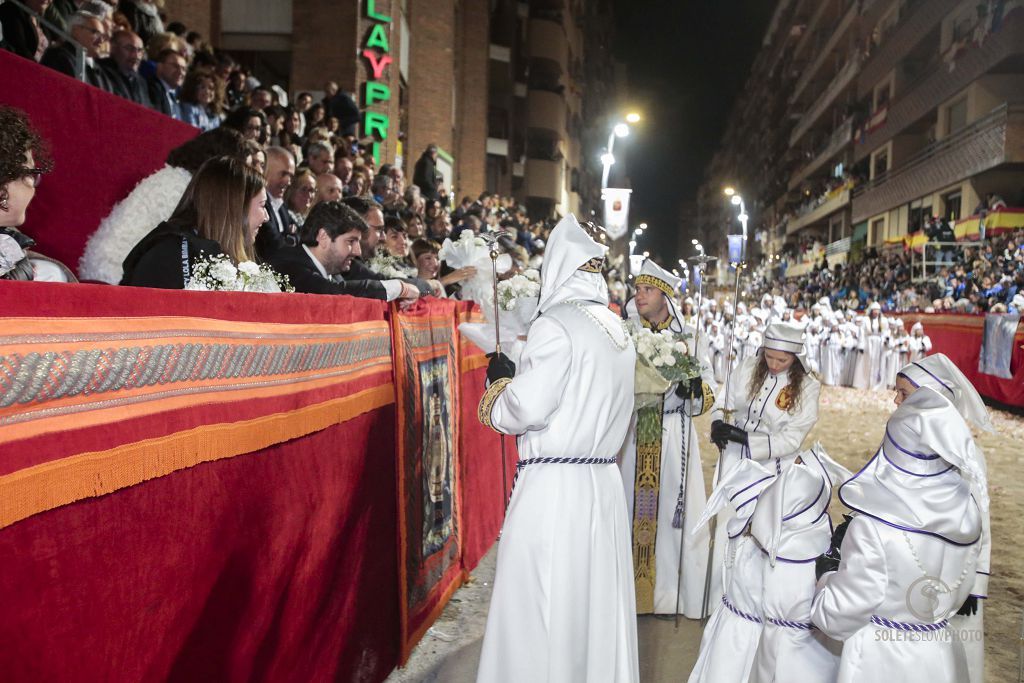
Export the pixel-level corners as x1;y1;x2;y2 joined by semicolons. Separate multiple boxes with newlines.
687;460;775;683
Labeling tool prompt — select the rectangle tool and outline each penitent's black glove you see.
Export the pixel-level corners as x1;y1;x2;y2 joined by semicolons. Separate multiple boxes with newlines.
710;420;748;447
675;376;703;399
816;514;853;580
485;352;516;384
956;596;978;617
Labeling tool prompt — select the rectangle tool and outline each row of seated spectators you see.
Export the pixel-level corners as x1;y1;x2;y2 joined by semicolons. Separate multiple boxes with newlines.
751;226;1024;315
1;3;562;299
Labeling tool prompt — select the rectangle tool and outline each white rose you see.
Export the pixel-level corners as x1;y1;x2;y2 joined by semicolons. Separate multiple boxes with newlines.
237;261;260;276
652;356;665;367
674;341;689;354
659;353;675;366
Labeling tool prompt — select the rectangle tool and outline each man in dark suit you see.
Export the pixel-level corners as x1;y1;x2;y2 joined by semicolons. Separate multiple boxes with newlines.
413;144;441;201
99;29;152;108
0;0;45;60
146;47;186;120
39;12;114;92
255;146;296;260
340;195;441;296
269;201;421;301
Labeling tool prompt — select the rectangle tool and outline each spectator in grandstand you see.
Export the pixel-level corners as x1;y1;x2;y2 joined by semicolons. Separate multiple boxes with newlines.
146;47;186;121
325;89;359;136
314;173;344;204
0;0;49;62
99;30;152;107
117;0;163;45
249;87;273;111
334;154;354;188
413;144;442;201
40;12;114;92
80;127;250;283
179;68;221;131
225;67;247;108
304;140;334;176
254;146;296;260
121;156;266;289
222;106;267;144
280;107;304;148
284;168;316;229
267;200;420;301
0;106;77;282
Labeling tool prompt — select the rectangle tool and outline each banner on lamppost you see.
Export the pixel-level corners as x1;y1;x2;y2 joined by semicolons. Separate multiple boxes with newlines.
692;265;701;291
727;234;745;263
602;188;632;240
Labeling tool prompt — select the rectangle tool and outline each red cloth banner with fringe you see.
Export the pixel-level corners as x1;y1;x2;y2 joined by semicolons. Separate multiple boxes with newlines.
903;312;1024;408
390;298;466;662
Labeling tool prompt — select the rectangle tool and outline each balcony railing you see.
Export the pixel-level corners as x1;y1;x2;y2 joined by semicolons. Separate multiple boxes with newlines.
856;0;960;100
852;104;1024;222
527;19;568;72
787;188;852;234
789;53;862;146
789;117;853;190
855;10;1024;160
790;2;858;104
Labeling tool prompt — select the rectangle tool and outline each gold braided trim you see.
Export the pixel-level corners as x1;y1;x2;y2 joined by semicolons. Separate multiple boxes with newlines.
634;274;674;298
695;381;715;417
578;256;605;273
477;378;512;431
641;316;673;332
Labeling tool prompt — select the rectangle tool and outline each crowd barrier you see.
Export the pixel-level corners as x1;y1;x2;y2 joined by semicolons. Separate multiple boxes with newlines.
0;281;514;682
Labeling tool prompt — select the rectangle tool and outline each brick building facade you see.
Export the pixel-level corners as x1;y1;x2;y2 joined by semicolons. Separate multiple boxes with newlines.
159;0;623;219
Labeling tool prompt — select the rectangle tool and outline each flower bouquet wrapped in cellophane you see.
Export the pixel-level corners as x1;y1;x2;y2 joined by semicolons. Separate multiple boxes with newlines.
458;267;539;367
630;326;702;409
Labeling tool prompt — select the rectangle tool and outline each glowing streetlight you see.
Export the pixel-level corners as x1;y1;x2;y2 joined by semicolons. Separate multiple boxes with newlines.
626;112;641;124
613;123;630;138
601;119;636;189
600;152;615;166
723;186;736;197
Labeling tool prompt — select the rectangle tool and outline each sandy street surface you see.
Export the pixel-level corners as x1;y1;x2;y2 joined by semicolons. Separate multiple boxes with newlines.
388;385;1023;682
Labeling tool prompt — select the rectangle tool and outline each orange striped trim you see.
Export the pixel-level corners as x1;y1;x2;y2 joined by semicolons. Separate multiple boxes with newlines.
0;361;392;446
0;383;395;529
2;316;386;338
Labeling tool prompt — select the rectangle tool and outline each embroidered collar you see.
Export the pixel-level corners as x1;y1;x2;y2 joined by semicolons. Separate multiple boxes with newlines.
641;315;673;332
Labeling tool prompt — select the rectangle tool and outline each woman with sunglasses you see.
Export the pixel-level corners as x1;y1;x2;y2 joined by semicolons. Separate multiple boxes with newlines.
0;106;76;282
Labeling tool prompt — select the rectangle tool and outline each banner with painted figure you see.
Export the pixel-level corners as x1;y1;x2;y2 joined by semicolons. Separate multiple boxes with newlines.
603;187;633;240
391;298;464;661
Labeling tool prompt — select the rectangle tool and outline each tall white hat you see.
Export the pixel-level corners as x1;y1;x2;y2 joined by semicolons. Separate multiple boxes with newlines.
691;459;775;540
536;214;607;316
897;353;994;432
761;321;809;371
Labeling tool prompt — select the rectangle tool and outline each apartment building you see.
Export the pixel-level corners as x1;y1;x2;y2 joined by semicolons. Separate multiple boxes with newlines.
697;0;1024;278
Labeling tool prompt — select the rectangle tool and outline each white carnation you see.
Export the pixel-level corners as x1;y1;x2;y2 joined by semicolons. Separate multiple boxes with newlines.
209;260;238;284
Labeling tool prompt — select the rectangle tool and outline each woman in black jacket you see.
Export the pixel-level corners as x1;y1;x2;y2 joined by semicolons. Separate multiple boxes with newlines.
121;156;268;288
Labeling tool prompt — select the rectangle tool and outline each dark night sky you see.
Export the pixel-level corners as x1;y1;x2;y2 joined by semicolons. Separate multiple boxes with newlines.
610;0;776;263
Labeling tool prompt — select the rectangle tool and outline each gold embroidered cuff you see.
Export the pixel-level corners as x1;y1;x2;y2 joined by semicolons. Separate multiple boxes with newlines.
478;377;512;431
578;256;605;273
694;381;715;417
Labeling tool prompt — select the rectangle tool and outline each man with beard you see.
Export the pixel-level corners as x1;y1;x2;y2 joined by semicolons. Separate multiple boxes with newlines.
267;200;418;300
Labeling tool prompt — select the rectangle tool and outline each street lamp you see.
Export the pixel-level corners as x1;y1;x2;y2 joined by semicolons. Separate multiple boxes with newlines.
601;120;634;189
626;112;641;124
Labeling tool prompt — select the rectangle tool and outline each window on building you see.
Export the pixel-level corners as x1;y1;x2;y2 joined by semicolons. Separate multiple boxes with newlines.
873;76;893;113
945;97;968;135
871;146;889;179
871;217;886;245
942;190;962;220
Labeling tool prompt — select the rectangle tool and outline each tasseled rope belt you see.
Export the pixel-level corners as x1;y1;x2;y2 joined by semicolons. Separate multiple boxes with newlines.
508;457;618;508
870;615;949;632
663;407;689;529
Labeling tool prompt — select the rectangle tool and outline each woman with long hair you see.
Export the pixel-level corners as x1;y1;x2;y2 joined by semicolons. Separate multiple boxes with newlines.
179;68;224;131
121;156;267;288
705;322;822;610
80;127;250;283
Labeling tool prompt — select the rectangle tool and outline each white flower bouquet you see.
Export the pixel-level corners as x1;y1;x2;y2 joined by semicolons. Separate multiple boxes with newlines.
438;230;512;309
630;327;701;407
185;254;294;293
367;253;417;279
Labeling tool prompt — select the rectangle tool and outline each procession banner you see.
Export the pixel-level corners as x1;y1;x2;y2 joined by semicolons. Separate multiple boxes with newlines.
391;298;465;662
602;187;633;240
979;313;1020;378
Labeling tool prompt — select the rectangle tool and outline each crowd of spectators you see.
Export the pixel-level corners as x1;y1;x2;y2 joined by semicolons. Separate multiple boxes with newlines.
0;1;561;300
751;226;1024;315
